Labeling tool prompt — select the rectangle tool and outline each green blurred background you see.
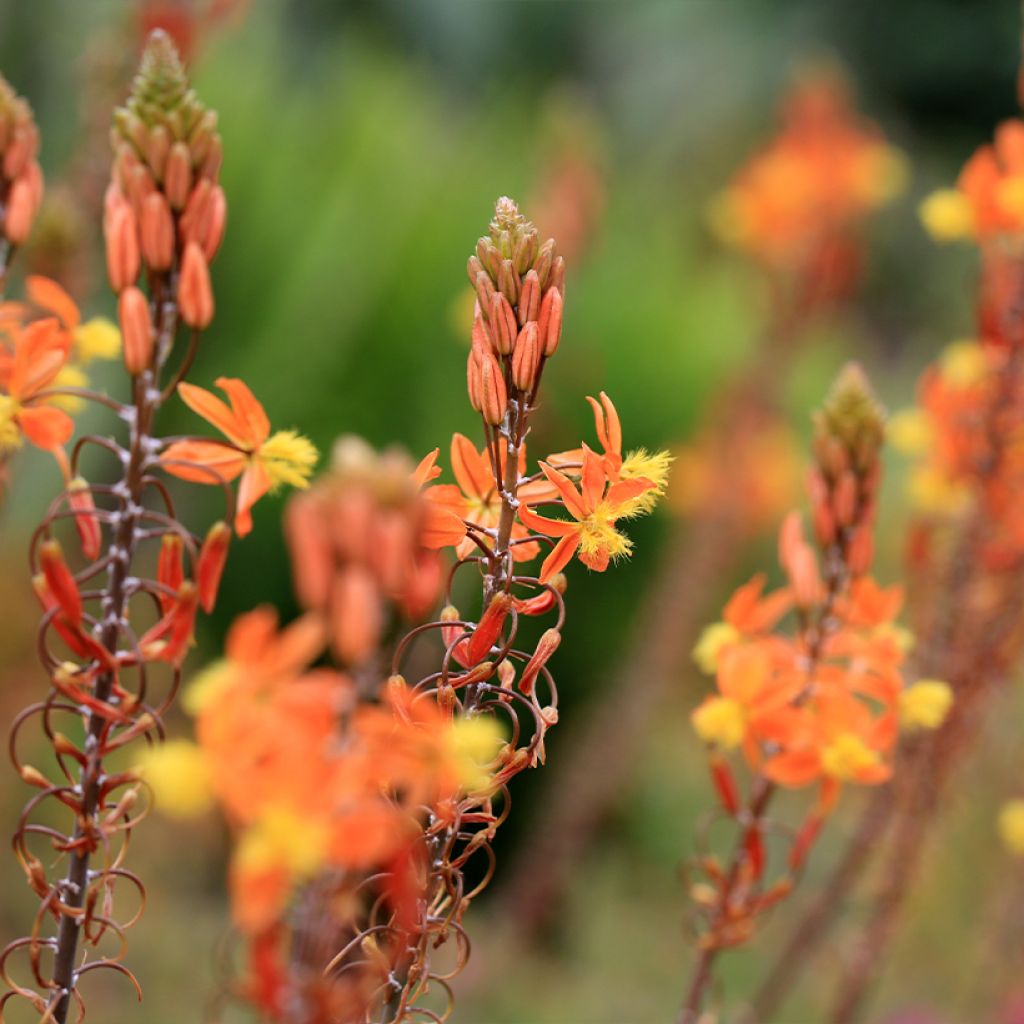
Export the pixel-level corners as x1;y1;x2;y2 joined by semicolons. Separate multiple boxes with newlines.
1;2;1022;1022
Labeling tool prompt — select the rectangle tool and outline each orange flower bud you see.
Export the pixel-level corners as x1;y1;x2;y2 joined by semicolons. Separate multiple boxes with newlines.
847;525;874;576
3;176;35;244
197;521;231;613
68;478;101;562
441;605;472;668
39;539;82;627
140;191;175;270
467;592;513;664
157;534;184;613
489;292;517;355
550;255;566;293
832;470;858;528
178;241;214;328
105;202;140;292
478;348;507;426
3;126;34;179
519;627;561;696
497;258;519;305
119;286;154;375
517;269;541;325
466;348;482;412
194;184;226;262
330;565;383;665
533;239;555;288
284;493;332;609
512;321;541;391
164;141;193;209
537;286;563;356
472;268;496;313
126;163;156;218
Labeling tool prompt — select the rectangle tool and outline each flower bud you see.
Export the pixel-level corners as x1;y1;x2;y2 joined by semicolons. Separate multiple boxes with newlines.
477;348;508;426
489;292;517;355
512;321;541;391
140;191;175;271
497;258;519;305
3;175;35;243
164;141;192;209
178;241;214;328
197;521;231;613
517;269;541;325
104;202;140;292
119;286;154;375
538;286;563;356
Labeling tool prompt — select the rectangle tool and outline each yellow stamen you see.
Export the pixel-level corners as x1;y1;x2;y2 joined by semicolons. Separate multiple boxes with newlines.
257;430;319;490
0;395;22;453
998;799;1024;857
692;696;746;750
692;621;741;674
821;732;880;780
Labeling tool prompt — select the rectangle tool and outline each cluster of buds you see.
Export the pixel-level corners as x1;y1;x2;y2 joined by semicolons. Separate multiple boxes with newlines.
467;196;564;419
0;72;43;254
1;34;313;1024
285;436;443;668
106;27;224;373
682;366;950;1022
708;66;905;306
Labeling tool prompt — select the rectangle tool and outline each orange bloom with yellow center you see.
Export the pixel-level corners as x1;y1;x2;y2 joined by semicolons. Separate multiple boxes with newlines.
0;317;74;452
518;445;655;582
162;377;318;535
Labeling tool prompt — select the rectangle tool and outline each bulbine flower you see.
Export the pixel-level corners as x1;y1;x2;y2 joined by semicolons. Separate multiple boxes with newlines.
519;445;657;581
162;377;317;535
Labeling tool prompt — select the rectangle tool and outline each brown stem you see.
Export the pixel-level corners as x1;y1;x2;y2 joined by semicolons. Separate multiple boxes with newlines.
48;282;173;1022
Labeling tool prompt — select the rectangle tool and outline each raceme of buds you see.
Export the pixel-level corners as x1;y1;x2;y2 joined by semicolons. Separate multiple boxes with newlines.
0;72;43;249
105;28;225;336
466;196;565;403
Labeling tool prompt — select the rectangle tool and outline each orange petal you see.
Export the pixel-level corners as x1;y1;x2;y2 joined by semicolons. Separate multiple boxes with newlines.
236;460;272;537
162;440;247;484
517;502;579;538
538;461;586;520
538;533;580;583
19;405;73;450
177;381;250;448
451;432;495;499
26;276;80;330
216;377;271;447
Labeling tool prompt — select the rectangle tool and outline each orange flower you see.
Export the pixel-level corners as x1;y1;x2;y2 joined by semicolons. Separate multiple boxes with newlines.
518;445;655;582
425;433;549;560
162;377;317;535
0;317;73;452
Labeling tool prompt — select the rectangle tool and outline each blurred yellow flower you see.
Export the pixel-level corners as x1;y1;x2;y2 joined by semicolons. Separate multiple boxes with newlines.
692;621;740;675
137;739;213;819
998;799;1024;857
919;188;973;242
899;680;953;731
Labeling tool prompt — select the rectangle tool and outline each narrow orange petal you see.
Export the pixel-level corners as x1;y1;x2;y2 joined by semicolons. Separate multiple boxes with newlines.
26;276;80;330
518;502;580;538
236;460;272;536
216;377;271;447
451;432;494;499
19;405;73;450
538;533;579;583
538;462;586;520
177;382;251;448
161;440;247;483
